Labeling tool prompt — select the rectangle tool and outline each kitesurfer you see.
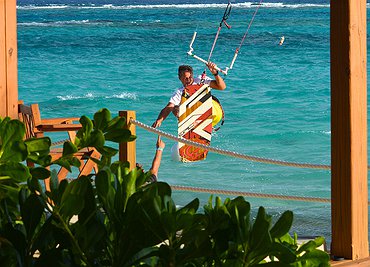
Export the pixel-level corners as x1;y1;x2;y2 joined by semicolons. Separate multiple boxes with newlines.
152;62;226;128
279;36;285;46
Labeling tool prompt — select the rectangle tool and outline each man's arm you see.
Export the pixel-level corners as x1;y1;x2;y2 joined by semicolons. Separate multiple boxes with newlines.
152;102;175;128
207;62;226;90
150;136;165;177
210;74;226;90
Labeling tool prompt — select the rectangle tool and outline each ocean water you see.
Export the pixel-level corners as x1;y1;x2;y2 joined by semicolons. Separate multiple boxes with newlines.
17;0;339;245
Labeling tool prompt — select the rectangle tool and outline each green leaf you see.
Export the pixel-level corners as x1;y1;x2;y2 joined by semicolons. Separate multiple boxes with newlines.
270;210;293;239
0;236;19;267
25;137;51;153
269;242;297;263
50;169;59;195
62;141;78;156
19;187;30;206
53;158;72;172
76;115;94;148
20;194;44;239
299;249;330;266
56;179;69;204
95;169;110;199
80;115;94;133
93;108;111;131
106;116;126;132
27;177;43;194
104;129;135;143
122;169;139;209
60;178;89;218
111;161;130;184
77;175;97;223
177;198;199;216
297;237;325;254
98;146;118;157
0;162;31;182
25;137;52;165
1;120;25;152
125;246;159;267
1;141;28;162
1;223;27;260
0;183;22;203
89;130;105;148
30;167;51;180
248;206;273;264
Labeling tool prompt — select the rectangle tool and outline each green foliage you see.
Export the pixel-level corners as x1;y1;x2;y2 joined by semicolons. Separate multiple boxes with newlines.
0;109;330;266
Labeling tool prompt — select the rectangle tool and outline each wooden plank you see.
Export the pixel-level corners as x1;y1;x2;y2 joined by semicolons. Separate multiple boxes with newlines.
41;118;81;124
37;124;82;132
5;0;18;118
119;111;136;170
330;0;368;260
331;257;370;266
0;0;7;117
0;0;17;118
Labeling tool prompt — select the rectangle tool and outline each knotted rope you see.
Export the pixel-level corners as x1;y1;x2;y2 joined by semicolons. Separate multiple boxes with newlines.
171;185;333;203
130;119;331;170
51;139;69;147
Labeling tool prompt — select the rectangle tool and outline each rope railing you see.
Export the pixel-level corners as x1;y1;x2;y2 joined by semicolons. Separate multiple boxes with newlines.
171;185;332;203
51;138;69;147
170;185;370;205
130;118;332;170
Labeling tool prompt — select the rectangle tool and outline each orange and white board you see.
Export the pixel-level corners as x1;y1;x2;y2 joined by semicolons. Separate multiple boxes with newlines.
178;83;213;162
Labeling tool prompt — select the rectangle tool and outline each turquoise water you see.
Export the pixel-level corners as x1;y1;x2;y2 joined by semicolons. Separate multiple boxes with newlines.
18;2;335;244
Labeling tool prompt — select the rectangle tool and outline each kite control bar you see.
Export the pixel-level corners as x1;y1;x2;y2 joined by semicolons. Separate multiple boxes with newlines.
187;31;238;76
186;0;263;76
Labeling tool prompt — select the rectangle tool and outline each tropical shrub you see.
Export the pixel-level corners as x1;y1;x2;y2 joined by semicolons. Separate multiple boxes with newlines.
0;109;330;266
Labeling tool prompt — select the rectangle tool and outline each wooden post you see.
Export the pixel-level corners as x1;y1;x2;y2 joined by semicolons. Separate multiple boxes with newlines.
331;0;368;260
0;0;18;119
119;111;136;170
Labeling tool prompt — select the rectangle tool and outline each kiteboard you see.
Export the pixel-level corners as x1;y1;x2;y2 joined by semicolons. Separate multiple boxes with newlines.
178;83;213;162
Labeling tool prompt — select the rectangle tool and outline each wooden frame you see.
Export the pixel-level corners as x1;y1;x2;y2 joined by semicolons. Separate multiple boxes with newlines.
330;0;369;260
18;102;100;190
0;0;18;119
119;111;136;170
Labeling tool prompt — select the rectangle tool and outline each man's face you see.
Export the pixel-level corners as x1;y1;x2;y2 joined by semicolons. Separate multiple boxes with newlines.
179;71;193;87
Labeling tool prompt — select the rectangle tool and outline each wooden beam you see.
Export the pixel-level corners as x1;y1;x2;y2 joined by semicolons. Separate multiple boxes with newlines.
0;0;18;119
119;111;136;170
0;0;7;117
331;257;370;266
330;0;368;260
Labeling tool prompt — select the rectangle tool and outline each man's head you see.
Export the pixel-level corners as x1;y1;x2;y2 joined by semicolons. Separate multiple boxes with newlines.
178;65;194;87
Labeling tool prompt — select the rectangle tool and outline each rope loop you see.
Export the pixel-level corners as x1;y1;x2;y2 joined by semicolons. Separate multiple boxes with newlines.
221;1;232;27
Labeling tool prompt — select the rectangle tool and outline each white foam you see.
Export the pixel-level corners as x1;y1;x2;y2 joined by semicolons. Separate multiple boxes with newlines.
18;22;49;27
57;92;95;101
106;92;137;100
17;2;331;10
18;19;113;27
17;4;69;10
57;92;137;101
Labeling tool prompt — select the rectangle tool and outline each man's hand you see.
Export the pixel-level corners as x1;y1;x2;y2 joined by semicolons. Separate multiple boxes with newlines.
152;103;175;128
156;136;165;149
172;105;179;118
207;61;227;90
207;61;219;75
152;119;162;128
